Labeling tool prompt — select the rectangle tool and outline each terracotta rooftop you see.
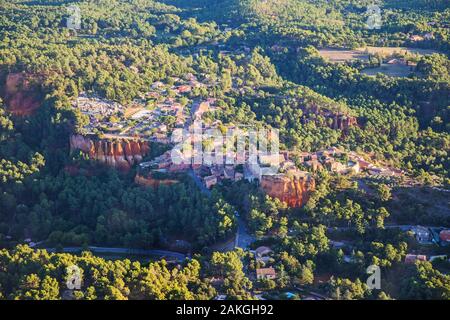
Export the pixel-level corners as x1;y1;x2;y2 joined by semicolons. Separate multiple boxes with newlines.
256;267;276;277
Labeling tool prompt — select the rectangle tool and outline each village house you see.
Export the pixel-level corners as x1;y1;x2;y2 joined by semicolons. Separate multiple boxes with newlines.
280;160;296;172
357;159;371;170
177;85;192;94
297;151;312;162
329;241;347;249
259;154;282;167
131;110;153;120
153;133;170;144
410;226;432;243
192;101;210;120
347;161;360;174
305;159;323;172
151;81;165;89
204;175;218;189
255;246;273;258
157;124;168;133
429;255;449;263
271;44;286;53
256;267;277;280
245;163;262;183
235;172;244;181
210;277;225;287
169;163;191;173
368;166;396;177
440;230;450;243
210;165;224;178
255;246;273;265
387;58;408;66
405;254;427;264
145;91;160;98
184;73;197;81
279;151;290;161
325;158;347;174
409;35;424;42
224;166;235;180
424;32;434;40
326;146;343;156
236;151;247;165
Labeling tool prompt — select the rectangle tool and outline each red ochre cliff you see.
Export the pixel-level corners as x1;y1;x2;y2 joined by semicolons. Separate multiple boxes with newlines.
260;173;315;208
304;104;358;132
2;73;43;116
70;135;149;171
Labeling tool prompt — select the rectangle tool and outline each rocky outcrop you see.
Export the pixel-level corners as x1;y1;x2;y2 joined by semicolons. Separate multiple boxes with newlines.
2;73;43;116
299;104;357;132
331;114;358;131
70;135;149;171
260;173;315;207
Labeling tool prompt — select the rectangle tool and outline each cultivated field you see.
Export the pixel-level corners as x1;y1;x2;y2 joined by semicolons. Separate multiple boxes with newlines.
358;46;439;57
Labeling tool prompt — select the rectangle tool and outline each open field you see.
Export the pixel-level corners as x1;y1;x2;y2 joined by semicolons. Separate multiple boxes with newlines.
318;49;369;63
319;46;440;64
361;63;415;78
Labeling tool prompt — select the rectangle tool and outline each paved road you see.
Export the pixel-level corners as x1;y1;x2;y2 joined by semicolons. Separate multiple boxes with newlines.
188;170;256;250
42;246;187;261
235;216;255;250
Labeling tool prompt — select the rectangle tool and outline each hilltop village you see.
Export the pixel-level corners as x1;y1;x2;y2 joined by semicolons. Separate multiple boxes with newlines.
70;71;405;208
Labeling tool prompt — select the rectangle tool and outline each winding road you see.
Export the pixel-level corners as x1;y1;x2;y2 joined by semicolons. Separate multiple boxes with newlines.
189;169;255;250
42;246;187;261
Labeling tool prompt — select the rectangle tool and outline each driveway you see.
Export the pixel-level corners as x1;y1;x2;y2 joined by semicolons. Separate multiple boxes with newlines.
235;216;255;250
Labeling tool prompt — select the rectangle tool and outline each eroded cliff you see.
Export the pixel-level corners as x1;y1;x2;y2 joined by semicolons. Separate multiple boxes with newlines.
303;104;358;132
260;172;315;207
70;135;150;171
331;114;358;131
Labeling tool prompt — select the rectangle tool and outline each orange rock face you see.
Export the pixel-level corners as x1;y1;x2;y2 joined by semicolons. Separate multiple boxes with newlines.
130;141;143;163
2;73;42;116
114;142;131;171
70;135;149;171
260;173;315;208
300;104;357;132
124;140;135;165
